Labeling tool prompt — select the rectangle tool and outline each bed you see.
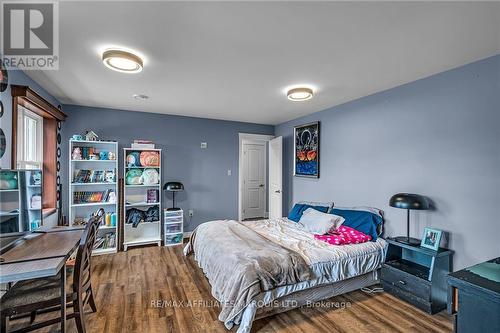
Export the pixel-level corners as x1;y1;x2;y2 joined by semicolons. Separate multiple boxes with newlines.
184;217;387;333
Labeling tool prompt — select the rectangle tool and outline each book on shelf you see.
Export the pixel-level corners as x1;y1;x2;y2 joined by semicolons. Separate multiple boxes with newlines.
147;189;159;203
73;169;116;183
81;147;94;160
73;189;116;204
93;232;116;250
131;139;155;149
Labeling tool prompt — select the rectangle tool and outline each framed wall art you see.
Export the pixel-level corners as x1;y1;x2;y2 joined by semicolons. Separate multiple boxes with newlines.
294;122;320;178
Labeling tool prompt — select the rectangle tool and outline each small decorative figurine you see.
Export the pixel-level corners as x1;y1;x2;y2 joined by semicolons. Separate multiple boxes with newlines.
31;171;42;185
108;152;116;160
73;217;86;226
104;170;115;183
85;130;99;141
30;195;42;209
72;147;82;160
107;190;117;204
99;151;109;160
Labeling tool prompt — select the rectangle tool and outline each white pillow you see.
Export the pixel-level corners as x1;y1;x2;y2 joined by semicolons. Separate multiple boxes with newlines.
298;208;345;235
330;206;383;218
298;201;334;211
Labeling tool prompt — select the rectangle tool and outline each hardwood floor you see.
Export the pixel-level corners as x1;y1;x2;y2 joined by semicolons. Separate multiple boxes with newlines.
7;245;453;333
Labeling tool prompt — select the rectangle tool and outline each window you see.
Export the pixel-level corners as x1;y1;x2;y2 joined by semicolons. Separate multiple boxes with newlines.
11;85;67;214
16;106;43;169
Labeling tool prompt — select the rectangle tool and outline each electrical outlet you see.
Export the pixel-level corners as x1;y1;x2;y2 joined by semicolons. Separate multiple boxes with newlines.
188;209;194;217
200;142;207;149
227;169;232;176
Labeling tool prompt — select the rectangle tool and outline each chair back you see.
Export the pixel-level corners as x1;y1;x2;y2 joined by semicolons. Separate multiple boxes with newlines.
73;209;104;295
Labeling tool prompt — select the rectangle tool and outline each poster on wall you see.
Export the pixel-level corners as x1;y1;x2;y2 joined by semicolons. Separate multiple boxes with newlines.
294;122;320;178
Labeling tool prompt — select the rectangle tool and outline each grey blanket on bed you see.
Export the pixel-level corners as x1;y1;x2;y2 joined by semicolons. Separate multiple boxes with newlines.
184;220;311;326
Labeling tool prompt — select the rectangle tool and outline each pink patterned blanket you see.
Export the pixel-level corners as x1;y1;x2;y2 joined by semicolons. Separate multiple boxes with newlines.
314;225;372;245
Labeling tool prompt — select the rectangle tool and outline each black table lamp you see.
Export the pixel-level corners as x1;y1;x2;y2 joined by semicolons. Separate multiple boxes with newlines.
389;193;430;246
163;182;184;211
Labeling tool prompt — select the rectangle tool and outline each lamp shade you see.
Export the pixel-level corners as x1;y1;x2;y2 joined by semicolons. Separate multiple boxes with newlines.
389;193;429;210
163;182;184;192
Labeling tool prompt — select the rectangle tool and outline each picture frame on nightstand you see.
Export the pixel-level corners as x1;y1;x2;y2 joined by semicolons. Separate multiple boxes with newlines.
420;227;442;251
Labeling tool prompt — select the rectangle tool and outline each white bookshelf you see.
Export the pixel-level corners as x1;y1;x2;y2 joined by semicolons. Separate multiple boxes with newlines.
164;209;184;246
0;171;21;228
123;148;162;251
69;139;119;256
0;170;42;232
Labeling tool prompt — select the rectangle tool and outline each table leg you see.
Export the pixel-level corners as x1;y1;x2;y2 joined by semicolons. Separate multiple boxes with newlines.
60;263;66;332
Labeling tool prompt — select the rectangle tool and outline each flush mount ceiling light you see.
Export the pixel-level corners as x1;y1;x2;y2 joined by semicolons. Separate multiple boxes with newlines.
133;94;149;100
102;49;143;73
287;87;314;101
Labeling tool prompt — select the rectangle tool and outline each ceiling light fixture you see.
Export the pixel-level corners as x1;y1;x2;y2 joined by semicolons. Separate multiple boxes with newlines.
102;49;143;73
287;87;314;101
133;94;149;100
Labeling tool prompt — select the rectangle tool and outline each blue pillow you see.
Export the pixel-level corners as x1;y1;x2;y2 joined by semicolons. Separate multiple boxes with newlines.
288;204;329;222
330;208;382;240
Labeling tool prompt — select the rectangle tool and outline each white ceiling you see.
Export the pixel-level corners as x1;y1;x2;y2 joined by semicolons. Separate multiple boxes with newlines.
26;1;500;125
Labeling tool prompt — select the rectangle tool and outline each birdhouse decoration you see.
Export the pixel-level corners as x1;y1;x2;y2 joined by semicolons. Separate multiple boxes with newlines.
85;130;99;141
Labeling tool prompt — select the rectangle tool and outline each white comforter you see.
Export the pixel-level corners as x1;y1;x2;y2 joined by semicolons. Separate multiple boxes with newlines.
188;217;387;333
243;218;387;281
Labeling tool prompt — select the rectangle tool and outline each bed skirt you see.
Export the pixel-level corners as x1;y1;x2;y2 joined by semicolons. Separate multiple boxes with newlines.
235;270;379;333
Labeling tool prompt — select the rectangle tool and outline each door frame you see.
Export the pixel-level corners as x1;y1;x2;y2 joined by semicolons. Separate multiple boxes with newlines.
268;136;283;220
238;133;275;221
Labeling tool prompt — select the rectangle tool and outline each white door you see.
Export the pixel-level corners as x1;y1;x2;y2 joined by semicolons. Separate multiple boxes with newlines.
269;136;282;219
242;143;266;219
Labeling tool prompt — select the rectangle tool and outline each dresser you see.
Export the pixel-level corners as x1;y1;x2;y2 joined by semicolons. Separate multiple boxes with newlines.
447;257;500;333
381;238;453;314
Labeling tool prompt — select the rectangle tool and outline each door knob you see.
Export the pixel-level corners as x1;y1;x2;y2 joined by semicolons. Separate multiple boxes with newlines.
275;190;281;193
259;184;264;187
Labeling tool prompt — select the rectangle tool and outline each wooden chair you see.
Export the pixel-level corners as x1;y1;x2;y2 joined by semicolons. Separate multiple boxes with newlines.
0;209;104;333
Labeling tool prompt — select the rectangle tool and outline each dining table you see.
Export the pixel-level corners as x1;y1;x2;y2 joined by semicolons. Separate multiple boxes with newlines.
0;226;85;332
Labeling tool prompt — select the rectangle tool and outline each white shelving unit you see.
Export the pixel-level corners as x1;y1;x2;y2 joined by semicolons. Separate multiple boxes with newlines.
123;148;162;251
69;139;119;256
0;170;42;232
0;176;20;227
164;209;184;246
24;171;42;231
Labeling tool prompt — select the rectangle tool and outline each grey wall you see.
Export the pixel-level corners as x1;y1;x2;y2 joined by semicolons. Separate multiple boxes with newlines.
60;105;274;231
275;54;500;270
0;70;61;169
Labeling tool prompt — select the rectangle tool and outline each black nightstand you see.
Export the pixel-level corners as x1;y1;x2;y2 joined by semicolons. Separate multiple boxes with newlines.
381;238;453;314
